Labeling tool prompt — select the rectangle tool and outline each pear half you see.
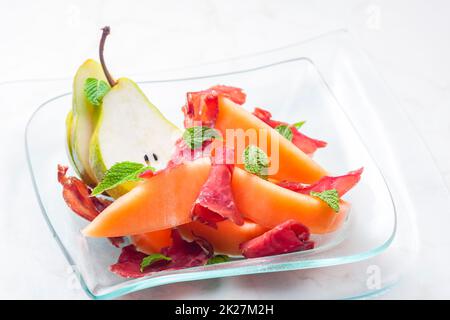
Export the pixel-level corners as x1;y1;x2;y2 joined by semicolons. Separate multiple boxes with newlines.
68;59;109;187
90;78;181;198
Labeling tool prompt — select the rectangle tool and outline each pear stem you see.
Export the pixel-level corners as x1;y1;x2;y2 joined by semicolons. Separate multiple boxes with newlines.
99;26;116;87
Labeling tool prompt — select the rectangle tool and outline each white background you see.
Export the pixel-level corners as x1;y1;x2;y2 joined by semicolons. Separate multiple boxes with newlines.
0;0;449;299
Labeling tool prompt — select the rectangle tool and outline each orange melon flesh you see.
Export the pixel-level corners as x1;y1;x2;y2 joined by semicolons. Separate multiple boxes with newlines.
178;219;268;256
231;168;348;234
83;160;345;238
215;96;327;183
131;229;172;255
82;158;211;237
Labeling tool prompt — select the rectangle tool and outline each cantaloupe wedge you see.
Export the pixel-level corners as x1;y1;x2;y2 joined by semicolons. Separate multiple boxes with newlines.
83;158;346;237
82;158;211;237
131;229;172;254
231;168;349;234
215;96;327;183
178;219;268;256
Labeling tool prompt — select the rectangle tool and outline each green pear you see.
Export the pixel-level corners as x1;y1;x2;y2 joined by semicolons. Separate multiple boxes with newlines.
68;59;108;187
89;77;181;198
66;27;181;198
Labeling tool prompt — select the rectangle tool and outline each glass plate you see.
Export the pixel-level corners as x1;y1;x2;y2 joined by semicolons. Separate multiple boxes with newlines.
25;30;427;299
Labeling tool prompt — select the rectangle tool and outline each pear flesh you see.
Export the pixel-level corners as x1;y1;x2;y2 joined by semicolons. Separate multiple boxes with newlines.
89;78;181;198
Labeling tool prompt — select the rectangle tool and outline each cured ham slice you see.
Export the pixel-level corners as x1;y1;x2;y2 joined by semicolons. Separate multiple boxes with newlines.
278;168;363;197
57;164;106;221
182;85;246;128
111;230;210;278
191;146;243;227
252;107;326;156
240;219;314;258
57;165;124;247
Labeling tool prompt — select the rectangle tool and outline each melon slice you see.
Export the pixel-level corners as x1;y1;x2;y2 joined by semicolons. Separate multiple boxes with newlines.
215;96;327;183
82;158;211;237
178;219;268;256
231;168;349;234
83;158;345;237
131;229;172;254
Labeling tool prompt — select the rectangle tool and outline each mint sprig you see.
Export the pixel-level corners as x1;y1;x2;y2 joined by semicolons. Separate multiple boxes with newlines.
140;253;172;272
243;145;269;178
207;255;230;265
91;161;155;196
182;126;222;150
84;78;110;106
275;125;293;141
292;121;306;130
310;189;340;212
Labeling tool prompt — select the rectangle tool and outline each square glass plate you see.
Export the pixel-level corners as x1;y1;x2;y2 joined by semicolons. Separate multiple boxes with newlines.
25;31;424;299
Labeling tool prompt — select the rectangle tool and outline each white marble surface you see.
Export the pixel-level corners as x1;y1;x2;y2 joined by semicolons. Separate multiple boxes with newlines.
0;0;449;299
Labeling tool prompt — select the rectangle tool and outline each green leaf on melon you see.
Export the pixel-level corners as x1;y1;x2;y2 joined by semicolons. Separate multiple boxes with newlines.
243;145;269;179
310;189;340;212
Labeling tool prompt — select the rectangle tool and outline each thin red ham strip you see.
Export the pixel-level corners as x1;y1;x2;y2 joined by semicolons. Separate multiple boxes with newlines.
58;165;104;221
240;219;314;258
291;129;327;156
178;86;245;228
253;107;286;128
57;165;124;247
252;107;327;156
160;229;212;269
191;146;243;228
111;230;211;278
278;168;363;197
109;245;166;278
182;85;246;128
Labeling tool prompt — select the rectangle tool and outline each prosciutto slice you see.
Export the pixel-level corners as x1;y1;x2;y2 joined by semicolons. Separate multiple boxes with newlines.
191;146;243;228
278;168;363;197
58;165;105;221
57;165;124;247
160;229;212;269
291;129;327;157
110;230;210;278
253;107;286;128
240;220;314;258
182;85;246;128
109;245;154;278
252;107;327;156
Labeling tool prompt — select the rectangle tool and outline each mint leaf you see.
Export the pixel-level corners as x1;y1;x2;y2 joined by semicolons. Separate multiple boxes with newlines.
140;253;171;272
275;125;293;141
310;189;340;212
207;255;230;265
243;145;269;178
91;161;155;196
292;121;306;130
84;78;110;106
183;126;222;149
